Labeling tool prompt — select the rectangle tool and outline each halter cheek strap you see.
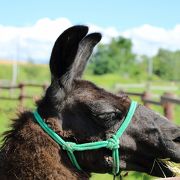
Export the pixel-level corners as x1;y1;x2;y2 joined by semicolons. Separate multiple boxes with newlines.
33;100;137;175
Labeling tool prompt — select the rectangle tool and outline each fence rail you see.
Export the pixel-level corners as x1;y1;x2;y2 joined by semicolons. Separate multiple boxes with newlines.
124;91;180;120
0;83;180;121
0;83;48;108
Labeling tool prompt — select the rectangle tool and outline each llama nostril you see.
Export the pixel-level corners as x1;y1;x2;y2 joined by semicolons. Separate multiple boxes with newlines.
173;136;180;143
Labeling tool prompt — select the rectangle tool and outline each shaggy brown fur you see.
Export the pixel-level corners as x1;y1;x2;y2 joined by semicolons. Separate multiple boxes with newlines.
0;112;90;179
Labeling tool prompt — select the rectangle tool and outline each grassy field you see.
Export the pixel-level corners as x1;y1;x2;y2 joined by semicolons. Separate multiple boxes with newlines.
0;63;180;180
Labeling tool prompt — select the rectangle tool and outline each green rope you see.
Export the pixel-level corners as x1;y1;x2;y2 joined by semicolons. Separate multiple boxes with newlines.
33;100;137;175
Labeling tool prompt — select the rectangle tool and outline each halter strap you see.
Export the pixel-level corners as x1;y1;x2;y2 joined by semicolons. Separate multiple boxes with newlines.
33;100;137;175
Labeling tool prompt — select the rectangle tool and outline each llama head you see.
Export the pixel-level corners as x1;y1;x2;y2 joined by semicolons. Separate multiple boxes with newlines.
38;25;180;177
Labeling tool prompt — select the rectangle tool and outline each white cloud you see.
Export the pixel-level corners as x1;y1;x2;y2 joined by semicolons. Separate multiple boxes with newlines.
88;24;120;43
0;18;180;63
0;17;72;62
122;24;180;56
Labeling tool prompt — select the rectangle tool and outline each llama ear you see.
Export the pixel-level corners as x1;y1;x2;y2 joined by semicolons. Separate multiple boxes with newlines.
49;25;88;86
74;33;102;78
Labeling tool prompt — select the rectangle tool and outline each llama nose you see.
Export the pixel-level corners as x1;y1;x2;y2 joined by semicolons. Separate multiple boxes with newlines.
172;127;180;144
173;136;180;143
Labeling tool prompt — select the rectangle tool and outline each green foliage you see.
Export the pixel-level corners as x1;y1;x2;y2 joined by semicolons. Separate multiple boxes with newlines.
87;36;180;82
88;37;136;76
153;49;180;81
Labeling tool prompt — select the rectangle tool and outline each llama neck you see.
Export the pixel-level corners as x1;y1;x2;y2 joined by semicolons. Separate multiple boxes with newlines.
40;116;90;179
0;112;90;180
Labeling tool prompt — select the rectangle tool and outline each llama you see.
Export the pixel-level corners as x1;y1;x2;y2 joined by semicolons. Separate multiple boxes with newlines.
0;25;179;180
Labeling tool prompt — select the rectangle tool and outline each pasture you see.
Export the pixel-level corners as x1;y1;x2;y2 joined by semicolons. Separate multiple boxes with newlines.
0;63;180;180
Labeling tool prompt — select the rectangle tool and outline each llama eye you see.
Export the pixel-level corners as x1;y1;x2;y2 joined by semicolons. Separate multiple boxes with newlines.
115;110;122;119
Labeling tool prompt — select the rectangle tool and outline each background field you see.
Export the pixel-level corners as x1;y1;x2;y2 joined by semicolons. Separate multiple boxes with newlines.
0;63;179;180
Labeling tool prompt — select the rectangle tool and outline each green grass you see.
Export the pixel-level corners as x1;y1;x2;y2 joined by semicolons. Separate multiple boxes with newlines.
0;63;50;84
84;73;137;90
91;172;153;180
0;63;180;180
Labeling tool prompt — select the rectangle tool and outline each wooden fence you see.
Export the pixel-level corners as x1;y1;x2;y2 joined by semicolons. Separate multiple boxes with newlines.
0;83;180;120
0;83;48;108
123;91;180;120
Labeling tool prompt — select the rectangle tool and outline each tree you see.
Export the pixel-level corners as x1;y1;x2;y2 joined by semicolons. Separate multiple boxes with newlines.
153;49;180;81
88;36;136;75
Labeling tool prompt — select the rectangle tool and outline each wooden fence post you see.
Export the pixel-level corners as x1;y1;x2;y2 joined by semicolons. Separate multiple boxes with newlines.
142;91;151;108
161;92;174;121
19;83;25;108
42;83;48;91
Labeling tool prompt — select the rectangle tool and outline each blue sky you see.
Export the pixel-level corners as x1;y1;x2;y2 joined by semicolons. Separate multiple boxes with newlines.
1;0;180;30
0;0;180;62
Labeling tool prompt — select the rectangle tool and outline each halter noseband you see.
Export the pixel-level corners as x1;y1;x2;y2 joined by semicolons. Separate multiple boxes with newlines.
33;100;137;175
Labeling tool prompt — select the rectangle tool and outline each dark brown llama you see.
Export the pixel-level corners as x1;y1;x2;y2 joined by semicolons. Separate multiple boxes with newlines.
0;25;179;180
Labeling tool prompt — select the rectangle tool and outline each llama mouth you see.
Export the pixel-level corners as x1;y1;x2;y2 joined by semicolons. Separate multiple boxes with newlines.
148;159;178;177
124;158;176;178
99;148;178;177
103;149;114;170
104;155;113;166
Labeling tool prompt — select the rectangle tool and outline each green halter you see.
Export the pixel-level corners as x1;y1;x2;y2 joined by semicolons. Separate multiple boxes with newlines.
33;100;137;175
